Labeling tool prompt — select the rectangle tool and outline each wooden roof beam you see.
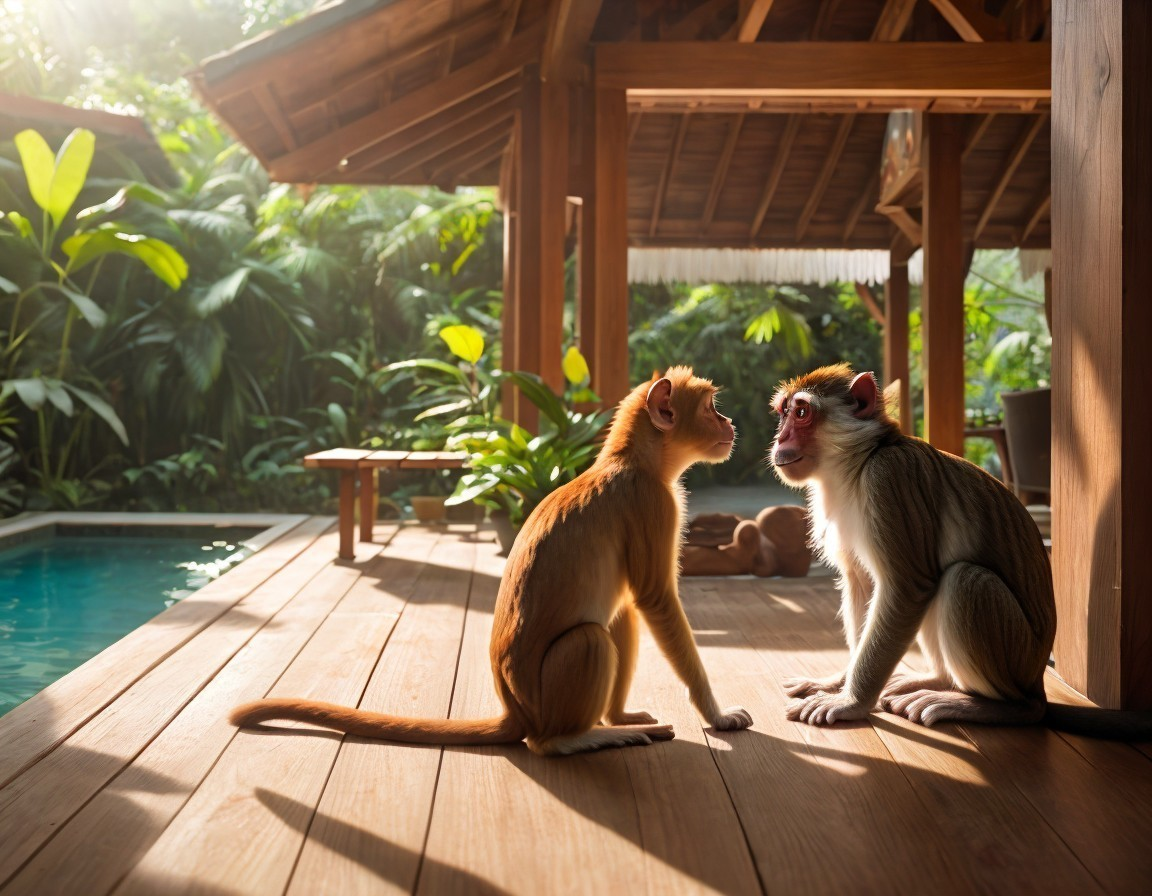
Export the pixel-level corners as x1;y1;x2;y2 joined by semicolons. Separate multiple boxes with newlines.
340;82;519;176
877;205;923;247
345;90;520;179
1020;189;1051;243
733;0;777;42
973;113;1047;239
854;281;886;326
962;113;997;158
542;0;603;82
430;134;513;185
871;0;918;41
393;119;515;184
796;114;855;241
700;113;744;235
268;22;541;182
749;115;800;238
662;0;731;40
649;113;691;238
926;0;1009;42
842;169;880;243
500;0;524;45
595;42;1050;99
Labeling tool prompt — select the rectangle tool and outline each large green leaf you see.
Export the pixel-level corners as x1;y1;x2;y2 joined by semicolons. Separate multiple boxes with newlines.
197;267;251;316
63;383;128;445
13;130;55;214
62;230;188;290
10;378;47;410
46;128;95;227
0;275;17;294
46;283;107;328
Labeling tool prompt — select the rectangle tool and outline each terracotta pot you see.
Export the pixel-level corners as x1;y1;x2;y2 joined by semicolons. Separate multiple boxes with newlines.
410;496;447;523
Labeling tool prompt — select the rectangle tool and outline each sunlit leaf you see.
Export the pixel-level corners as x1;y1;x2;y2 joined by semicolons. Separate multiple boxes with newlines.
13;129;55;214
0;276;17;294
11;378;47;410
62;230;188;290
562;346;590;385
7;211;34;239
196;267;250;316
439;324;484;363
45;128;95;227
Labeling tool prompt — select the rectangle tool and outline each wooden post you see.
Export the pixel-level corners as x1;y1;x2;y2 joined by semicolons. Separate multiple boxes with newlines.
921;114;966;456
1051;0;1152;709
513;66;568;433
884;255;912;434
501;129;521;423
588;86;630;409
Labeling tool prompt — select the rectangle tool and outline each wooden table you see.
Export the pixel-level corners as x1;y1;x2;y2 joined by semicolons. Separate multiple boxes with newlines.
302;449;466;559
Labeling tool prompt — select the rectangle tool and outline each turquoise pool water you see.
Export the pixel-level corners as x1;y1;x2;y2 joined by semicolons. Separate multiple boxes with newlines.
0;525;258;715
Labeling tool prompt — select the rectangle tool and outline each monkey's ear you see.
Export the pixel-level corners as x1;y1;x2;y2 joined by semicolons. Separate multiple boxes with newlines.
849;372;879;419
646;377;675;431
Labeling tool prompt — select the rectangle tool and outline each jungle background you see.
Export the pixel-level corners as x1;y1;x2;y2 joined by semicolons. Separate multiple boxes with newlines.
0;0;1051;516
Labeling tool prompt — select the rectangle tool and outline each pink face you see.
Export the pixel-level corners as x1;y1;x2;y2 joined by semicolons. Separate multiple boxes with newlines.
771;390;817;482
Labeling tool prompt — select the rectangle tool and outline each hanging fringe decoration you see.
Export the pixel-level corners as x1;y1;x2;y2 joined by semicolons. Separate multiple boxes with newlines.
627;248;892;286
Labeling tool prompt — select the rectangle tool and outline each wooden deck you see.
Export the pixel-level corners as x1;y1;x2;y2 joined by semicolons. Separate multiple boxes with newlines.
2;517;1150;895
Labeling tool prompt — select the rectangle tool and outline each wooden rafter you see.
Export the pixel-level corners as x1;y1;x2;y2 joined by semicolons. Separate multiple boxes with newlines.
871;0;918;41
649;113;691;238
431;133;513;184
341;82;519;176
499;0;524;45
542;0;603;82
926;0;1009;42
1020;189;1051;243
854;281;886;325
595;42;1051;99
962;113;997;158
627;111;642;146
700;113;744;234
795;114;855;241
810;0;842;39
973;113;1047;239
268;22;541;182
253;83;297;152
842;169;880;243
391;116;516;183
749;115;800;238
733;0;777;42
662;0;730;40
877;205;923;246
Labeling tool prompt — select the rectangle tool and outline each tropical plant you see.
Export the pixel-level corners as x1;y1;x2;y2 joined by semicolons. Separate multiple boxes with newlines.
0;127;188;505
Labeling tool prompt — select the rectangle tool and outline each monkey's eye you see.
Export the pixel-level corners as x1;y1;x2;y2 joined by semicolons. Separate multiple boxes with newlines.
795;406;808;419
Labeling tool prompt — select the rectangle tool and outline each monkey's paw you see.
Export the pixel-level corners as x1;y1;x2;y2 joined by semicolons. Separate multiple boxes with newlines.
711;706;753;731
786;693;872;726
607;709;659;726
782;674;845;698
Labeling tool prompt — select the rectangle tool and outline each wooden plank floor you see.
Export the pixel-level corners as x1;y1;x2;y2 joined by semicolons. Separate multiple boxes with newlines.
2;518;1150;895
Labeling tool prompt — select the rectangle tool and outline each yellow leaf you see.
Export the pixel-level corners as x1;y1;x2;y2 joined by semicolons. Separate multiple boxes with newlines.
562;346;590;385
439;324;484;363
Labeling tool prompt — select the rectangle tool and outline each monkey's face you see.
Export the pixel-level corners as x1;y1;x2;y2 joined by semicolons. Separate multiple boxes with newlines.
701;391;736;461
771;389;818;482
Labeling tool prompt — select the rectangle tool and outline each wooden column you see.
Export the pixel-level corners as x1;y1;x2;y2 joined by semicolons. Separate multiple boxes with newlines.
587;86;630;409
513;66;568;432
921;114;966;456
1052;0;1152;709
884;255;912;434
500;131;521;422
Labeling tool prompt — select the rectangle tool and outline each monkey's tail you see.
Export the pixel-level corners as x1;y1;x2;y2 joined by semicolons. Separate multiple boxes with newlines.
229;698;525;746
1044;702;1152;741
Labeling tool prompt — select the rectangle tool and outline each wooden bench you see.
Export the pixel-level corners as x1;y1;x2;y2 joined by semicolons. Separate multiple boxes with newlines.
302;449;467;559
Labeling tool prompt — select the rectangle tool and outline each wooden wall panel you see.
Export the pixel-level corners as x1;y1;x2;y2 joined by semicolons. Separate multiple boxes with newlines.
1051;0;1152;709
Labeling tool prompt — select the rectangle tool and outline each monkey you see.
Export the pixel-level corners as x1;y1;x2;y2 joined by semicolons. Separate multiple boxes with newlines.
231;367;753;755
769;363;1151;739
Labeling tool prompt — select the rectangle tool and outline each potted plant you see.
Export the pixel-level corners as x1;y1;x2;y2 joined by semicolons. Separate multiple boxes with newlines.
445;356;613;554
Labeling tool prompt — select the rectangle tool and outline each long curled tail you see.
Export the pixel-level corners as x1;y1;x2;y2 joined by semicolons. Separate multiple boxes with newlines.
230;698;525;746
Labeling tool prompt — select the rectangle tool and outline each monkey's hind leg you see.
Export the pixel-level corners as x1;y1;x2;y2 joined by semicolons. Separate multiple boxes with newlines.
528;622;674;756
884;563;1046;728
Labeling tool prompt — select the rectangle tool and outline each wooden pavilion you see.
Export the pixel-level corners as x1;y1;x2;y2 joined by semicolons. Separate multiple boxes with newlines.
192;0;1151;714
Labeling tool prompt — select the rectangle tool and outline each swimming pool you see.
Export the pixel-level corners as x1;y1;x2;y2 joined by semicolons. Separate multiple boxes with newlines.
0;521;263;715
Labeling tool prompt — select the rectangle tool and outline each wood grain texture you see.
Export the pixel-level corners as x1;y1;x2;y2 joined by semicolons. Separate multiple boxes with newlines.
921;114;966;455
1052;0;1152;709
595;42;1051;98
